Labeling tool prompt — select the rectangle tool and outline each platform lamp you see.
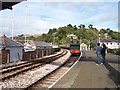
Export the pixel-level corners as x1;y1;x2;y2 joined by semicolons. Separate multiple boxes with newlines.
80;37;82;44
98;30;101;43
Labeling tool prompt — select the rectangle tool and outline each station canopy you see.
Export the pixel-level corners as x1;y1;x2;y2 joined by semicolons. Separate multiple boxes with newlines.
0;0;26;10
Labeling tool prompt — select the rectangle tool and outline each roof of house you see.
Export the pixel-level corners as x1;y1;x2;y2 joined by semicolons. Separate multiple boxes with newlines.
80;43;87;46
94;39;119;43
34;41;51;47
67;34;77;37
100;39;119;43
0;35;23;48
26;40;52;47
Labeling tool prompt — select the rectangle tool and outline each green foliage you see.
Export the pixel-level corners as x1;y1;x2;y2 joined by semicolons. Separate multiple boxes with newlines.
52;47;60;52
48;28;57;34
16;24;120;47
88;24;93;29
107;48;120;55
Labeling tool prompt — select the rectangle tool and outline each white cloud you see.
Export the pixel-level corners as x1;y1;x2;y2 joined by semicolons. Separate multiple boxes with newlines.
85;13;117;23
0;1;119;36
0;15;61;36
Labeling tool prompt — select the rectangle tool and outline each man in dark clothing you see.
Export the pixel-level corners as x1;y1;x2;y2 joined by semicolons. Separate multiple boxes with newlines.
101;43;107;64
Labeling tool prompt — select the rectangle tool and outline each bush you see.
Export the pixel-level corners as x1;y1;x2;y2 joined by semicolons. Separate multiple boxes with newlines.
107;48;120;55
116;48;120;55
52;48;60;52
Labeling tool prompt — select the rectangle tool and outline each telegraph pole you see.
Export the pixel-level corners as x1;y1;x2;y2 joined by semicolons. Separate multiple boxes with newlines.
98;30;101;43
12;9;14;40
25;4;28;43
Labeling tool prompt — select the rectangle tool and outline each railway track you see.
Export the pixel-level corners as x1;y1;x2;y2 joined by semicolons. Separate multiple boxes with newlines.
1;49;71;88
27;56;80;89
0;50;66;81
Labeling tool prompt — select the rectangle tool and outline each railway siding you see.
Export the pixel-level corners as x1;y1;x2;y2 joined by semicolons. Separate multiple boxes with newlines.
1;50;71;88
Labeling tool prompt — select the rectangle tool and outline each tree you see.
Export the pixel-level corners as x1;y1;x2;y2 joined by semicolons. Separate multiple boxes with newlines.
100;29;107;34
78;24;85;29
48;28;57;34
73;25;78;30
106;28;111;33
90;41;96;48
88;24;93;29
67;24;73;28
18;34;24;37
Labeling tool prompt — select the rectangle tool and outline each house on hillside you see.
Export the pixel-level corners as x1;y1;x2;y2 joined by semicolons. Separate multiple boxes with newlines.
67;34;77;39
0;35;24;64
100;39;120;49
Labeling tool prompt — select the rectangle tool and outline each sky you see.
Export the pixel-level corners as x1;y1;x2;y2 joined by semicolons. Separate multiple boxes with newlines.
0;0;119;36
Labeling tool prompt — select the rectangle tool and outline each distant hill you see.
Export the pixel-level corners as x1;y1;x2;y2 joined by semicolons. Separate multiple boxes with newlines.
16;24;120;48
40;24;119;44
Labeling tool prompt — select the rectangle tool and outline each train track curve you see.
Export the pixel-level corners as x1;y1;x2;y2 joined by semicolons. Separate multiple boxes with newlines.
1;49;72;89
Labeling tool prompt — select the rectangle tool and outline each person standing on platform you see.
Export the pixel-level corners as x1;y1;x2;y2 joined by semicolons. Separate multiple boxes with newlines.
101;43;107;64
96;43;102;65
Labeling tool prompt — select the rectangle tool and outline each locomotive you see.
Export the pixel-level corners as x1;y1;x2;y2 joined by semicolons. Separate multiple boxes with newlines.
69;40;81;55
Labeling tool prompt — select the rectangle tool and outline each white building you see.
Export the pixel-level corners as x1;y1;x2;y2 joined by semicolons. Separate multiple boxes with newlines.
80;43;87;51
100;39;120;49
67;34;77;39
24;40;52;52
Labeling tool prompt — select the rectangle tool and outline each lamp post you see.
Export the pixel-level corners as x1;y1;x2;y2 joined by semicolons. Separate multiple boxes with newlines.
80;37;82;44
80;37;82;51
53;32;56;45
99;33;100;43
24;34;27;43
88;40;91;51
24;4;28;43
98;30;101;43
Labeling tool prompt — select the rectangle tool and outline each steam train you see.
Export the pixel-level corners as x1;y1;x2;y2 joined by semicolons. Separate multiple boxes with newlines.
69;40;81;55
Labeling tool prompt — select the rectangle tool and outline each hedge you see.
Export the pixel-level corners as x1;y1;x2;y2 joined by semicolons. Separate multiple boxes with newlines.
107;48;120;55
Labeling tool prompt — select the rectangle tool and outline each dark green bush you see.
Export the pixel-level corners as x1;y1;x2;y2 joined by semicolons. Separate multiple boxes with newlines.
116;48;120;55
107;48;120;55
52;48;60;52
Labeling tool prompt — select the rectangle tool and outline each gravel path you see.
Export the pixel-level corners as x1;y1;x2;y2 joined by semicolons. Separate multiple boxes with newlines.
1;50;71;89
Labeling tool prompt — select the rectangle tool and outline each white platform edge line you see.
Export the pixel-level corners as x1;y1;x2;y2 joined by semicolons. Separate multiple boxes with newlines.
48;51;83;88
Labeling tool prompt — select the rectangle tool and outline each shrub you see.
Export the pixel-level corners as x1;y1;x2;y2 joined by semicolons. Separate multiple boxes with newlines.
107;48;120;55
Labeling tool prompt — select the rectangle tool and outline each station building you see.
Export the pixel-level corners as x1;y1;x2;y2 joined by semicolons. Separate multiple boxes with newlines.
0;35;24;64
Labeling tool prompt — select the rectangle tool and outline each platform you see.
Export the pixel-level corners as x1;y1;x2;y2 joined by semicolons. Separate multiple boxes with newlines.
52;51;119;89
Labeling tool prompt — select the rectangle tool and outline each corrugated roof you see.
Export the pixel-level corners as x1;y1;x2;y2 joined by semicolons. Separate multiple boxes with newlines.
34;41;51;47
101;39;119;43
6;37;23;47
0;35;23;47
26;41;52;47
94;39;119;43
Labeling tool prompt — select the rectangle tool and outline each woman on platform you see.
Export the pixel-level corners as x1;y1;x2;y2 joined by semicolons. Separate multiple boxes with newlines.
101;43;107;64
